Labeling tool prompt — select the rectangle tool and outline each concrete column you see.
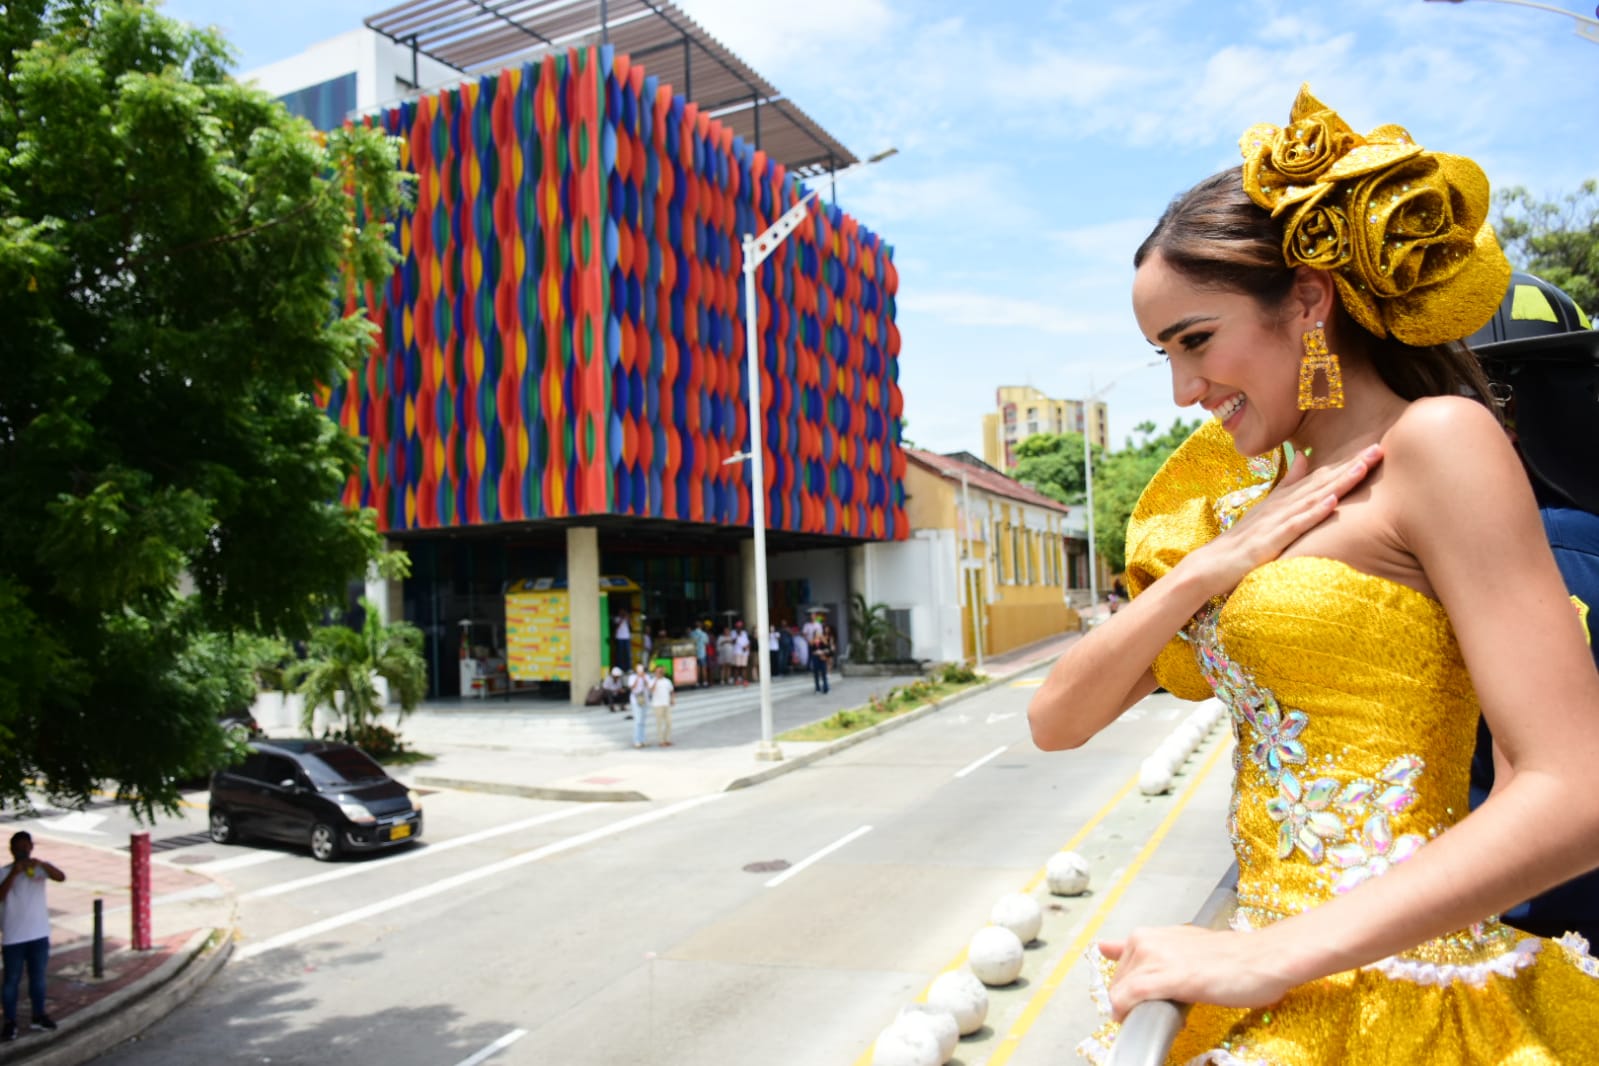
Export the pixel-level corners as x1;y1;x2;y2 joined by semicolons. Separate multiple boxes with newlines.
740;538;758;629
567;526;601;706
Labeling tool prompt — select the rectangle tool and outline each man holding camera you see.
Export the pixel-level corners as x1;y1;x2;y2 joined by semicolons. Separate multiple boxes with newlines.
1;831;66;1042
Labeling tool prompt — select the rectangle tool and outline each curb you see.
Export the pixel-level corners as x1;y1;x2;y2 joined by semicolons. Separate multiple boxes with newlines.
722;652;1061;792
0;911;235;1066
410;774;648;804
410;647;1069;804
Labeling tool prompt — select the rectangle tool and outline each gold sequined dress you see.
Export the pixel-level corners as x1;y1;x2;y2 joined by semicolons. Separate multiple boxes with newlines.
1080;421;1599;1066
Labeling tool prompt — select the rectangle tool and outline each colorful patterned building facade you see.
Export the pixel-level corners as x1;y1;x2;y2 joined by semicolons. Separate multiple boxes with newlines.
325;44;907;543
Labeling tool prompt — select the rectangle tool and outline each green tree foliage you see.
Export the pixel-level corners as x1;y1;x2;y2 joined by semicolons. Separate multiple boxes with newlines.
1011;431;1101;505
287;599;426;745
1008;419;1201;575
1494;181;1599;318
1091;419;1202;573
0;1;409;816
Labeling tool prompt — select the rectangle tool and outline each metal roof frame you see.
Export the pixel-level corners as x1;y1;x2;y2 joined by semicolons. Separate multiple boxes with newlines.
363;0;858;176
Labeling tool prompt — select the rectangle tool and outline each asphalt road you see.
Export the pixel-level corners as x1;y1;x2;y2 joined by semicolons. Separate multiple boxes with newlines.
18;668;1236;1066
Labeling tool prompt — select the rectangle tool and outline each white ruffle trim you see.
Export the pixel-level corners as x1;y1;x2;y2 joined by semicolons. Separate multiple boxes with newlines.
1557;932;1599;978
1361;936;1541;988
1181;1052;1271;1066
1076;1034;1110;1065
1085;944;1113;1015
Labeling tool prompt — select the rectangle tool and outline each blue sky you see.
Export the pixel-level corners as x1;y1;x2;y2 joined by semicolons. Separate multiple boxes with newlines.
160;0;1599;457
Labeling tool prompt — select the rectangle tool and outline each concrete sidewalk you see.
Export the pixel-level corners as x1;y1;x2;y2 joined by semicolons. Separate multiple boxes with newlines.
0;837;234;1066
399;628;1084;802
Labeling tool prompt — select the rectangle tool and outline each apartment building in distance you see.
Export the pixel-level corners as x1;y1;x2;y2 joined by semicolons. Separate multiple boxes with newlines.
981;386;1109;473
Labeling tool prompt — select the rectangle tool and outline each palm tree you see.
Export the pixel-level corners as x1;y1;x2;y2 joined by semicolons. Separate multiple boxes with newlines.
287;598;427;745
848;593;907;663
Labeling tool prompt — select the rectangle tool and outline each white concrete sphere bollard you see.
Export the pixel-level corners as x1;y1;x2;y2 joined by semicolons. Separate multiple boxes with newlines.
895;1005;960;1064
1155;743;1185;774
990;892;1043;945
1047;850;1091;896
968;925;1025;986
1177;723;1204;751
872;1019;942;1066
1139;757;1174;795
928;968;988;1036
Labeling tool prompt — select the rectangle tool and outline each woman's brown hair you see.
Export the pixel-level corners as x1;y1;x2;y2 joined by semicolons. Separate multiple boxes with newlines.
1134;167;1497;409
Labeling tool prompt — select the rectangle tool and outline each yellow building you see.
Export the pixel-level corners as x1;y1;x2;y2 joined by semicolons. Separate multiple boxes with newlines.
901;448;1084;660
981;386;1109;473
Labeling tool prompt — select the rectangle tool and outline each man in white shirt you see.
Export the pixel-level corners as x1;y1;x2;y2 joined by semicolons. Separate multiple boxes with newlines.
732;621;751;686
649;665;676;746
628;663;653;749
613;612;632;672
2;832;65;1041
801;613;823;646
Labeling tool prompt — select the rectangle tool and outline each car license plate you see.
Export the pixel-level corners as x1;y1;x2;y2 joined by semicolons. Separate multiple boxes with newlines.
390;823;412;840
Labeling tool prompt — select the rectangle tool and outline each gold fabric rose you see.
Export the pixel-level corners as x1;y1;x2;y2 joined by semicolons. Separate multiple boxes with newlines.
1239;85;1511;347
1240;86;1358;212
1282;186;1352;271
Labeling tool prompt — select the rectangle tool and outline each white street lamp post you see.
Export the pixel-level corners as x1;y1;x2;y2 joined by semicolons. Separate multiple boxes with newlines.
740;188;820;763
1083;394;1101;613
1081;359;1165;616
1425;0;1599;42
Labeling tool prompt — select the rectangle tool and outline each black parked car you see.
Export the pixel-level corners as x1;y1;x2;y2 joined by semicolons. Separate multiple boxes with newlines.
208;739;423;861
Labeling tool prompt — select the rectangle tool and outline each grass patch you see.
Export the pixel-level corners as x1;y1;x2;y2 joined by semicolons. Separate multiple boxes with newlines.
378;749;435;767
777;662;985;742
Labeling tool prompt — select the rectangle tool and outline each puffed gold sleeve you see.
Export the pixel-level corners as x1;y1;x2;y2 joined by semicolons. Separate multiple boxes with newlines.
1123;420;1282;701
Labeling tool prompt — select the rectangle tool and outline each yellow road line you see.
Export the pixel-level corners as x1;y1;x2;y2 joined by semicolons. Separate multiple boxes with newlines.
985;737;1231;1066
849;766;1143;1066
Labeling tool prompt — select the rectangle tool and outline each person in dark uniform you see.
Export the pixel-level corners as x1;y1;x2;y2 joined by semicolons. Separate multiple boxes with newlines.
1469;271;1599;944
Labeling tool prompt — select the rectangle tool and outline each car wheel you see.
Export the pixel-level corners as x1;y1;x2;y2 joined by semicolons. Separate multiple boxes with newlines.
208;808;238;845
310;823;342;862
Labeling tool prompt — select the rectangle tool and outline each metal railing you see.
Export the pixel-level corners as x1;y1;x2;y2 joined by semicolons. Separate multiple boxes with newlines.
1105;863;1239;1066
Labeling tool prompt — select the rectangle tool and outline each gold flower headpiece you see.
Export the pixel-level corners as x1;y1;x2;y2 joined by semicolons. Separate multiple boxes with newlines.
1239;85;1509;348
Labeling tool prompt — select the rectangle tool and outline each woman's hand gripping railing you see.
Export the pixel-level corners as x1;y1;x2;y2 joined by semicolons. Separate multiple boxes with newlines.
1104;863;1240;1066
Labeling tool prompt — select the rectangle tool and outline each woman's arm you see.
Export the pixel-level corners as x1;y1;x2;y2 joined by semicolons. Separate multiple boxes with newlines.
1104;398;1599;1017
1027;445;1384;751
1273;397;1599;976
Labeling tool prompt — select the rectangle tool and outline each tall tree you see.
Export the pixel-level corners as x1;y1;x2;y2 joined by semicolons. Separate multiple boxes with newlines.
0;1;407;815
1011;431;1101;505
1494;181;1599;318
1091;419;1203;573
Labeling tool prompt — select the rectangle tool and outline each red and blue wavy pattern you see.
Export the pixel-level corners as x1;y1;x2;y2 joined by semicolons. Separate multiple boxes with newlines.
327;45;905;539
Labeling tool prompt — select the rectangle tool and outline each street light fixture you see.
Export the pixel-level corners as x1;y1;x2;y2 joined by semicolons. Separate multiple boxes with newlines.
1081;360;1164;614
739;187;821;762
1424;0;1599;42
830;146;899;205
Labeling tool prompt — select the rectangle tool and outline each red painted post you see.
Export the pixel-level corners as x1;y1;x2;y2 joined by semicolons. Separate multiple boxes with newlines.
130;831;152;950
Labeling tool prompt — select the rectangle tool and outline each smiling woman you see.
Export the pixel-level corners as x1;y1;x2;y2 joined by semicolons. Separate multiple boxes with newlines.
1026;85;1599;1065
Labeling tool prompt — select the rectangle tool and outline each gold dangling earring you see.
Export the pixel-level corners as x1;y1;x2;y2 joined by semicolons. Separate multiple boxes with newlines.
1298;322;1345;411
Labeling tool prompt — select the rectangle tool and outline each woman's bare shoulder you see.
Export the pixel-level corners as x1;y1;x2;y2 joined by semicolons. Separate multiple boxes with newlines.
1382;395;1511;480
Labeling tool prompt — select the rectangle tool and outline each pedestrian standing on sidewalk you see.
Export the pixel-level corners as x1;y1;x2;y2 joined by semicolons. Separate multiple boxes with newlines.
810;625;833;694
733;620;752;686
1;832;64;1042
767;623;782;679
691;620;710;688
628;662;654;749
613;611;632;672
649;664;676;746
777;622;794;676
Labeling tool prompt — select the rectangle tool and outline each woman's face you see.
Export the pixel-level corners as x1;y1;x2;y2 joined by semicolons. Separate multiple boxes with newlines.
1132;252;1303;457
